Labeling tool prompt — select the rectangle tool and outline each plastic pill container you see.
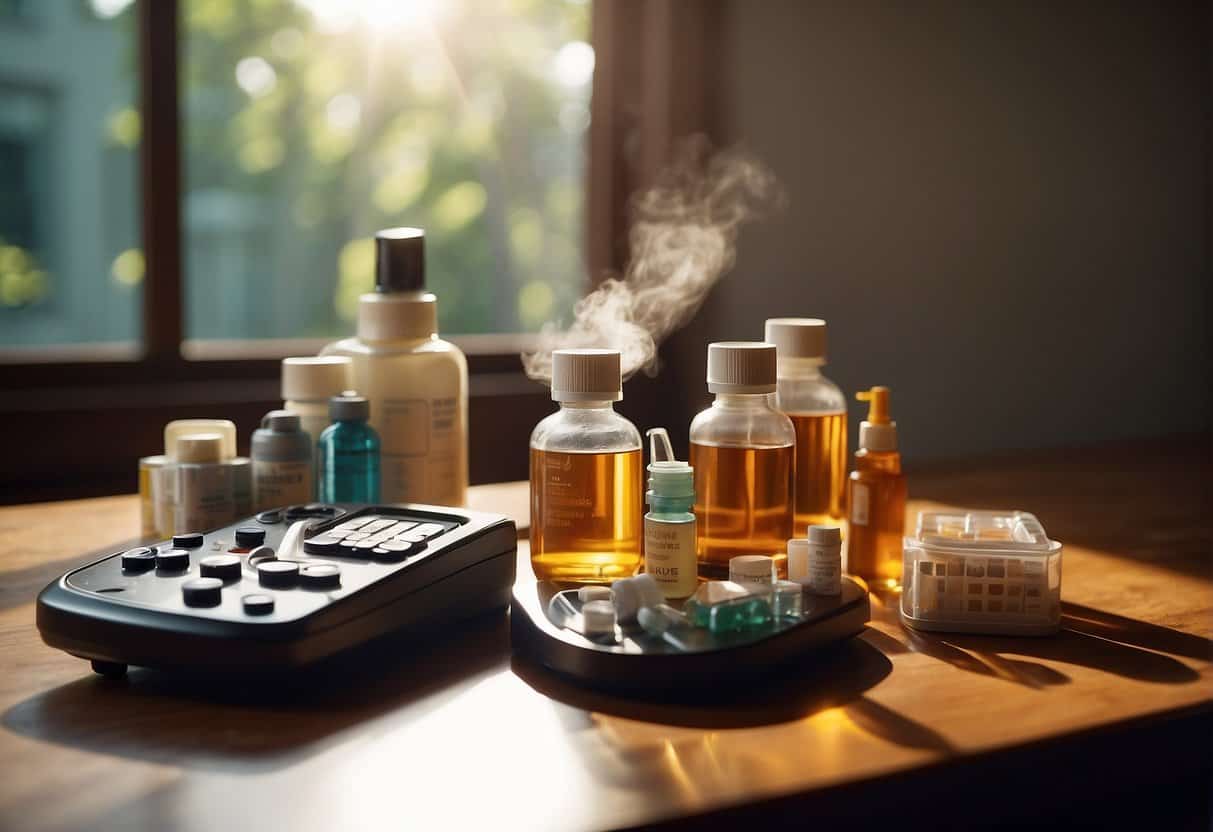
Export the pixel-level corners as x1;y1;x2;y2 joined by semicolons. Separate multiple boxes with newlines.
900;509;1062;635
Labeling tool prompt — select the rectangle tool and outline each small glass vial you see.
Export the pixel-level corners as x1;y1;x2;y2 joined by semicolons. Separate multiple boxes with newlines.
690;342;796;578
281;356;353;448
529;349;643;583
765;318;847;532
317;392;381;503
251;410;314;511
644;428;698;599
847;387;907;584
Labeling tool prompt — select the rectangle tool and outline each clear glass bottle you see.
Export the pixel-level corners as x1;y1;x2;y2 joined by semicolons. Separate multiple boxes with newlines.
765;318;848;533
846;386;907;585
529;349;643;583
689;341;796;579
317;392;381;503
323;228;467;507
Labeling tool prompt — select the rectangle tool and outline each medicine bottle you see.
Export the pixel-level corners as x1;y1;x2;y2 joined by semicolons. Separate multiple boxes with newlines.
281;356;353;448
251;410;314;511
323;228;467;507
529;349;643;583
175;433;236;534
317;392;381;503
643;428;698;599
689;342;796;578
846;386;907;584
765;318;847;532
152;419;239;538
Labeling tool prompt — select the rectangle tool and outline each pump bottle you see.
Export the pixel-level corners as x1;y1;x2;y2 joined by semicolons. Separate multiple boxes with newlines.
644;428;698;599
323;228;468;506
845;386;907;584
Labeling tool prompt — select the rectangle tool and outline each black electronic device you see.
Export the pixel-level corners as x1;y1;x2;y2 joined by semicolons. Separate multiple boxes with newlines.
37;503;516;677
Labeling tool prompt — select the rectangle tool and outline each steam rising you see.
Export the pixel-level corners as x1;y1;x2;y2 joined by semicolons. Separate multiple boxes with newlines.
521;137;785;383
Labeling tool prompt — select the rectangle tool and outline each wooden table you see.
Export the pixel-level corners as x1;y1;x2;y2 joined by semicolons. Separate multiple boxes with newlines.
1;441;1209;830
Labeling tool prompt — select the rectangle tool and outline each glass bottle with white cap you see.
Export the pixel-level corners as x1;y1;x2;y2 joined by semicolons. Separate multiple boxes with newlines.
529;348;643;583
764;318;847;531
689;341;796;579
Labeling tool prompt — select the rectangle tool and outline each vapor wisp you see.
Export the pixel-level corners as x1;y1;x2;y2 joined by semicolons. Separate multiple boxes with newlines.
521;137;785;383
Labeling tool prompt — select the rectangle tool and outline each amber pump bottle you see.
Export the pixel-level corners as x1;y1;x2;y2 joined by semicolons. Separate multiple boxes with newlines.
845;386;906;585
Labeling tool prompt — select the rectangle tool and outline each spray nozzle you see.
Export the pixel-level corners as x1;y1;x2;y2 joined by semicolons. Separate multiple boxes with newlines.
856;386;892;425
645;427;693;500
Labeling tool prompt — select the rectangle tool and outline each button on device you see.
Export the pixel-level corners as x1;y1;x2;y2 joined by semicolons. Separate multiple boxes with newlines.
182;577;223;607
121;547;157;572
300;563;341;589
235;526;266;548
242;593;275;615
200;554;242;581
369;540;423;563
256;509;282;524
258;560;300;588
156;548;190;571
413;523;446;538
303;534;343;555
173;532;204;549
334;516;373;532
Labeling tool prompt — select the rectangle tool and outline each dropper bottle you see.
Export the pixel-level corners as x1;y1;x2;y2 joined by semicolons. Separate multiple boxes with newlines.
845;386;907;584
644;428;698;599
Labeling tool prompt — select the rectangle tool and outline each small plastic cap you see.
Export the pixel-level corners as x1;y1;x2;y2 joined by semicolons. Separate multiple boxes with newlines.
165;419;236;460
857;386;891;424
581;599;617;636
375;227;425;293
730;554;776;580
764;318;827;360
260;409;302;433
807;525;842;546
281;356;352;401
329;390;370;421
646;428;693;499
176;433;223;464
706;341;777;394
551;349;622;402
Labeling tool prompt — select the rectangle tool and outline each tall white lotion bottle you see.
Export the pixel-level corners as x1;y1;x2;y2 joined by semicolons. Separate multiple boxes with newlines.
323;228;468;506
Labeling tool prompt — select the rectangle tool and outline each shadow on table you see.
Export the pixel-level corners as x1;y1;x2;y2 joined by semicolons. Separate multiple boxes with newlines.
2;610;510;772
863;596;1207;689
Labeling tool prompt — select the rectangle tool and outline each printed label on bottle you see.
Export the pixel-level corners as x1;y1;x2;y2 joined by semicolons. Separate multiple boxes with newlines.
644;517;698;598
176;465;235;534
808;544;842;595
253;460;312;510
850;482;870;526
381;397;460;504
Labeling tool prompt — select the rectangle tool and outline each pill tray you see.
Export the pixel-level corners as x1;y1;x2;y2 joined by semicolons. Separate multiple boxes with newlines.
510;578;869;693
900;509;1062;636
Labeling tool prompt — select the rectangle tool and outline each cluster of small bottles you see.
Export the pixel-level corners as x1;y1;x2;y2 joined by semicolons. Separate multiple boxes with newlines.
529;318;908;594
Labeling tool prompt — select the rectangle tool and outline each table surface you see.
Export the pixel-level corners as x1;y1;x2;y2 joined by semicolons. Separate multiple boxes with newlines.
0;442;1209;831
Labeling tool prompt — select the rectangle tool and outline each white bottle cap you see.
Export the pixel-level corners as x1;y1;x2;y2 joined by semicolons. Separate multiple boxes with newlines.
706;341;777;394
807;525;842;546
581;599;617;637
281;356;352;402
165;420;236;461
551;349;622;402
764;318;827;361
729;554;776;584
787;539;811;584
176;433;224;464
859;421;898;452
356;291;438;341
610;573;663;622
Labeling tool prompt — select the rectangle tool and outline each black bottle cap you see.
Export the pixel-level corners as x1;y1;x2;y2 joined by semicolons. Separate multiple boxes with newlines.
329;390;370;422
375;227;425;293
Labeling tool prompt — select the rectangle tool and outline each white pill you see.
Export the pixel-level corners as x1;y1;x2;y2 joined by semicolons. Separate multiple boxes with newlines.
578;586;611;603
610;573;663;623
581;600;617;638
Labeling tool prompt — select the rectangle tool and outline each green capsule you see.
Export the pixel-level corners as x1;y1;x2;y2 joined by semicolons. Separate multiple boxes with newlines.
707;596;774;634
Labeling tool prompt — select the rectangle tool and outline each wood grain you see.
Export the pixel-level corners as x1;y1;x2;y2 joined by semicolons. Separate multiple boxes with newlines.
0;442;1208;831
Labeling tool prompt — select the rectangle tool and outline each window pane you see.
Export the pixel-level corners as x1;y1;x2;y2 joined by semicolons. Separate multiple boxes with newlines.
182;0;590;341
0;0;141;350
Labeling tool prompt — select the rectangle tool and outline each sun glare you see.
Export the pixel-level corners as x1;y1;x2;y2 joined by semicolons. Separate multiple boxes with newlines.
295;0;448;33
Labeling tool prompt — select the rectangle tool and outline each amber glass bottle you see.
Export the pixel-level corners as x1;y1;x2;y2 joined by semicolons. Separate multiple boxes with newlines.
846;386;906;584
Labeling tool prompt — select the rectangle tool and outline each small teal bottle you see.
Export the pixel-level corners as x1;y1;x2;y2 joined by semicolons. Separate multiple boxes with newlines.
644;428;698;599
317;392;381;503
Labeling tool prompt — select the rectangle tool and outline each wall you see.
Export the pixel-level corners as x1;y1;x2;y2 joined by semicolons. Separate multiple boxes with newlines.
660;0;1210;462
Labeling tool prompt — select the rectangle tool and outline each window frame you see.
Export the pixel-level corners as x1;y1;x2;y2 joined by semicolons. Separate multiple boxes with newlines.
0;0;715;503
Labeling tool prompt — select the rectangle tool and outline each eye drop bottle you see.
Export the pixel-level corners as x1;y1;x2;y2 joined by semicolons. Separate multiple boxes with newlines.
529;349;643;583
765;318;847;531
175;433;236;534
690;342;796;578
251;410;314;511
323;228;467;507
317;392;381;503
643;428;698;599
846;386;907;584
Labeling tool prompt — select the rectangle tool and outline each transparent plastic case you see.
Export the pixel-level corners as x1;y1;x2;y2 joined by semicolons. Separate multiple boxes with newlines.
900;510;1062;635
